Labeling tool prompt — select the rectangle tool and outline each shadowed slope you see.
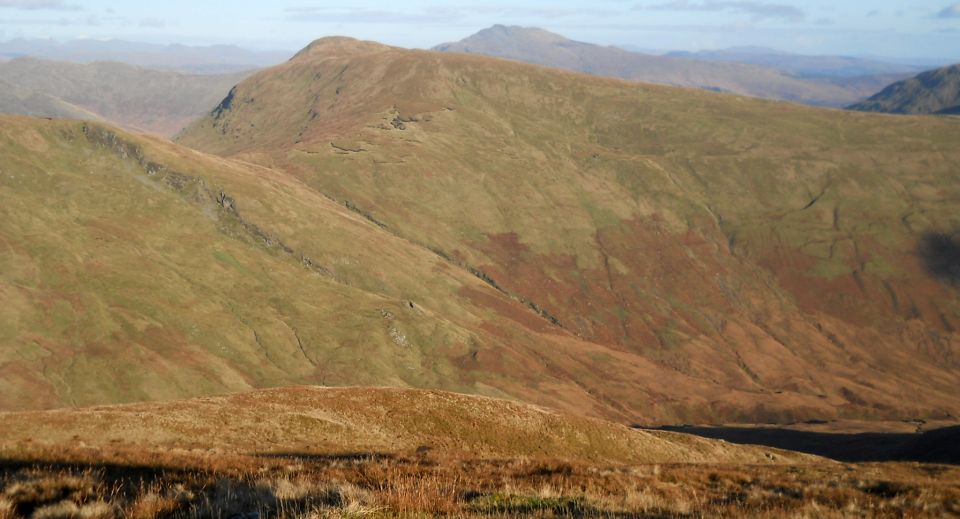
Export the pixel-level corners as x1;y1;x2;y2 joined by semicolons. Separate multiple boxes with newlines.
850;64;960;115
0;386;814;464
178;38;960;424
654;423;960;464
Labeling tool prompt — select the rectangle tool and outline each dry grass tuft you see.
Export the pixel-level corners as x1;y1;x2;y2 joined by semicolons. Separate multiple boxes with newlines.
0;498;14;519
127;491;180;519
30;500;115;519
0;444;957;518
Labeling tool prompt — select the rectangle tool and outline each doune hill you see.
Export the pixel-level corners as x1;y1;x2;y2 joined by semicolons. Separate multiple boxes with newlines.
2;36;959;425
178;37;960;423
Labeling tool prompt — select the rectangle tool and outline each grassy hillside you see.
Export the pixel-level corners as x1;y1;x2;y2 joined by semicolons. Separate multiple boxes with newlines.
178;38;960;424
435;26;880;107
850;63;960;114
2;115;865;424
0;58;249;136
0;386;809;464
2;115;612;415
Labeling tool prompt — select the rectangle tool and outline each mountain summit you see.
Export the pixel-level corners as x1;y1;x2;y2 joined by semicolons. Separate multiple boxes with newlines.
177;38;960;423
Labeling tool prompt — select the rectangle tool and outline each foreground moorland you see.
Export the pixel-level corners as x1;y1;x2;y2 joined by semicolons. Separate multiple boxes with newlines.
2;449;958;518
1;387;958;518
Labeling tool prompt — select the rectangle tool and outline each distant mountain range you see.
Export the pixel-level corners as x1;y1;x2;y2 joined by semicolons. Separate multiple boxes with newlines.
849;64;960;115
0;30;938;124
665;46;926;79
435;26;912;107
0;57;249;136
0;38;290;74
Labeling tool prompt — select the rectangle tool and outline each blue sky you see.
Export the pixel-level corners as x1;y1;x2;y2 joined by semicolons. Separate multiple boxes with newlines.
1;0;959;60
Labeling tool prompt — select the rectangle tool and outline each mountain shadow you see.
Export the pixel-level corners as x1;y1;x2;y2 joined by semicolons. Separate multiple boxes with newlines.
919;231;960;285
646;425;960;464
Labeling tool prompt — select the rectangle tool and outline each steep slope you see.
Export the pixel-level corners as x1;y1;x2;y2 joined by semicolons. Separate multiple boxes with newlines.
5;114;876;424
0;116;603;414
850;64;960;114
0;386;812;464
0;58;250;136
179;38;960;424
435;26;869;107
817;73;918;102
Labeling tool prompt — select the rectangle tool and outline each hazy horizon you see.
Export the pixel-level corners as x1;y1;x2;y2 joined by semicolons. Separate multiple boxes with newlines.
0;0;959;62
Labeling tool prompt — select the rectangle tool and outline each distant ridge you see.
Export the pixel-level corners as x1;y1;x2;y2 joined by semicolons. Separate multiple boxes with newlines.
435;25;889;106
666;46;924;79
0;38;290;74
0;57;249;136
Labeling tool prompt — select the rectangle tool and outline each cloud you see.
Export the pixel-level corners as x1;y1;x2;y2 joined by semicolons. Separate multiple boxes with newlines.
138;17;166;28
284;5;620;25
0;15;70;24
286;7;460;24
936;3;960;18
460;6;620;19
0;0;77;10
636;1;804;22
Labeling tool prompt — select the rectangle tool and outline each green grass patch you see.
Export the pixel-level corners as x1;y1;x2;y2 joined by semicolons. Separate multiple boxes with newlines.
469;493;589;516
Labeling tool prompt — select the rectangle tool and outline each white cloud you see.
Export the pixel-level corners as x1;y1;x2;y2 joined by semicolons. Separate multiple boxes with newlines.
139;17;166;28
0;0;78;10
636;1;805;22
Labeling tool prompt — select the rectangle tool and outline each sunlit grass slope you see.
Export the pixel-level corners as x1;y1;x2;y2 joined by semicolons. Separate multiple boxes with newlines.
178;38;960;423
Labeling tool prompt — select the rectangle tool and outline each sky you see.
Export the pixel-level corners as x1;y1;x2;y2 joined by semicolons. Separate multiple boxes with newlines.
0;0;959;61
